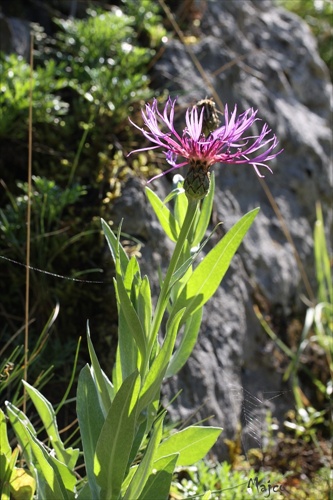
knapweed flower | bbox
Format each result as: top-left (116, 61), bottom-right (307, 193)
top-left (129, 97), bottom-right (282, 199)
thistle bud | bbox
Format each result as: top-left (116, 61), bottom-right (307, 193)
top-left (184, 160), bottom-right (211, 200)
top-left (194, 98), bottom-right (221, 137)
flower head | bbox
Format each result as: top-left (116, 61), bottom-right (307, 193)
top-left (129, 97), bottom-right (282, 198)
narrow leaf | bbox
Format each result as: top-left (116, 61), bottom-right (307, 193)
top-left (171, 208), bottom-right (259, 323)
top-left (6, 403), bottom-right (71, 499)
top-left (123, 413), bottom-right (165, 500)
top-left (101, 218), bottom-right (129, 275)
top-left (2, 446), bottom-right (19, 486)
top-left (137, 276), bottom-right (152, 340)
top-left (145, 187), bottom-right (180, 242)
top-left (127, 418), bottom-right (147, 467)
top-left (94, 371), bottom-right (140, 499)
top-left (5, 402), bottom-right (35, 466)
top-left (76, 482), bottom-right (92, 500)
top-left (115, 277), bottom-right (147, 360)
top-left (116, 307), bottom-right (140, 385)
top-left (124, 256), bottom-right (141, 293)
top-left (76, 365), bottom-right (105, 499)
top-left (139, 453), bottom-right (179, 500)
top-left (87, 325), bottom-right (114, 411)
top-left (0, 408), bottom-right (11, 460)
top-left (138, 309), bottom-right (184, 413)
top-left (166, 307), bottom-right (203, 377)
top-left (22, 381), bottom-right (79, 469)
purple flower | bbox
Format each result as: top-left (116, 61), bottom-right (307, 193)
top-left (129, 97), bottom-right (282, 183)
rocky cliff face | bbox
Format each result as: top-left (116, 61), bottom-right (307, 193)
top-left (111, 0), bottom-right (332, 459)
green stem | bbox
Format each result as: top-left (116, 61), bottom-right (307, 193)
top-left (67, 115), bottom-right (94, 187)
top-left (148, 198), bottom-right (199, 355)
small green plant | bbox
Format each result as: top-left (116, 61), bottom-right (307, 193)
top-left (254, 202), bottom-right (332, 494)
top-left (284, 406), bottom-right (326, 443)
top-left (290, 204), bottom-right (331, 426)
top-left (256, 203), bottom-right (332, 438)
top-left (53, 8), bottom-right (153, 123)
top-left (0, 54), bottom-right (69, 141)
top-left (171, 459), bottom-right (286, 499)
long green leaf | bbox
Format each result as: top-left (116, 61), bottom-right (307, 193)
top-left (166, 307), bottom-right (203, 378)
top-left (116, 307), bottom-right (140, 386)
top-left (94, 371), bottom-right (140, 500)
top-left (87, 325), bottom-right (114, 411)
top-left (5, 402), bottom-right (35, 466)
top-left (137, 276), bottom-right (152, 341)
top-left (123, 413), bottom-right (165, 500)
top-left (171, 208), bottom-right (259, 323)
top-left (139, 453), bottom-right (179, 500)
top-left (138, 309), bottom-right (184, 413)
top-left (145, 187), bottom-right (180, 242)
top-left (168, 254), bottom-right (194, 292)
top-left (169, 218), bottom-right (225, 295)
top-left (124, 255), bottom-right (141, 293)
top-left (6, 403), bottom-right (72, 500)
top-left (76, 482), bottom-right (92, 500)
top-left (0, 409), bottom-right (18, 487)
top-left (22, 381), bottom-right (79, 470)
top-left (314, 203), bottom-right (333, 304)
top-left (5, 447), bottom-right (19, 491)
top-left (76, 365), bottom-right (105, 499)
top-left (0, 408), bottom-right (11, 462)
top-left (101, 218), bottom-right (129, 276)
top-left (154, 426), bottom-right (222, 466)
top-left (115, 277), bottom-right (147, 361)
top-left (127, 418), bottom-right (147, 468)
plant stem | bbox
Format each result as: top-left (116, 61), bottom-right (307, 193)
top-left (148, 198), bottom-right (199, 356)
top-left (67, 115), bottom-right (94, 187)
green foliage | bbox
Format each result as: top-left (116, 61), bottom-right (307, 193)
top-left (0, 3), bottom-right (166, 403)
top-left (52, 8), bottom-right (153, 126)
top-left (284, 406), bottom-right (326, 442)
top-left (0, 177), bottom-right (90, 333)
top-left (0, 2), bottom-right (166, 191)
top-left (1, 177), bottom-right (85, 247)
top-left (0, 409), bottom-right (36, 499)
top-left (0, 307), bottom-right (57, 409)
top-left (0, 54), bottom-right (69, 140)
top-left (121, 0), bottom-right (168, 48)
top-left (6, 400), bottom-right (77, 499)
top-left (3, 176), bottom-right (258, 498)
top-left (171, 460), bottom-right (285, 499)
top-left (277, 0), bottom-right (333, 78)
top-left (290, 205), bottom-right (331, 422)
top-left (256, 203), bottom-right (332, 485)
top-left (172, 458), bottom-right (330, 499)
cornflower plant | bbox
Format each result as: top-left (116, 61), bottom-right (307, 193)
top-left (1, 97), bottom-right (281, 499)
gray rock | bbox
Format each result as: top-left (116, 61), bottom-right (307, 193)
top-left (0, 14), bottom-right (31, 59)
top-left (112, 0), bottom-right (332, 459)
